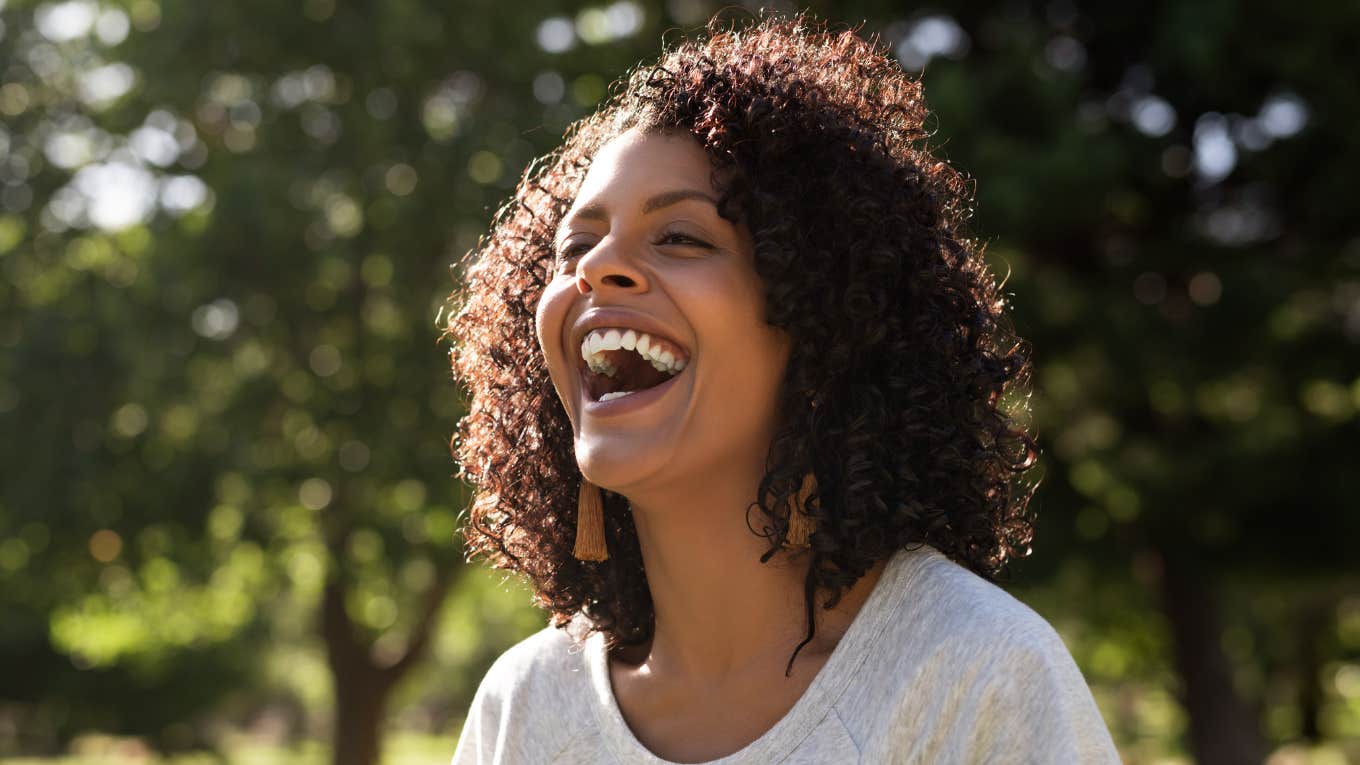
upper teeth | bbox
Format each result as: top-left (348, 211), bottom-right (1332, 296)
top-left (581, 327), bottom-right (688, 377)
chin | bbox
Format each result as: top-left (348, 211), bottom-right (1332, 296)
top-left (574, 435), bottom-right (675, 497)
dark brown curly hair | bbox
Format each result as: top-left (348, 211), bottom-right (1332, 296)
top-left (444, 12), bottom-right (1039, 675)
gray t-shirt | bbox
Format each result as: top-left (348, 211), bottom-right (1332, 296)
top-left (450, 543), bottom-right (1121, 764)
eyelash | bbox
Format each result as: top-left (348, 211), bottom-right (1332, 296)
top-left (556, 231), bottom-right (711, 264)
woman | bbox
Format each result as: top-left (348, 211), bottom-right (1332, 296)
top-left (446, 13), bottom-right (1120, 764)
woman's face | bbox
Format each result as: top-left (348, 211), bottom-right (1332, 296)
top-left (535, 128), bottom-right (791, 498)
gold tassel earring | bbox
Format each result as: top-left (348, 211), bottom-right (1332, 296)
top-left (786, 472), bottom-right (819, 549)
top-left (573, 479), bottom-right (608, 562)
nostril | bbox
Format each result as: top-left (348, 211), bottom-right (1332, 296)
top-left (602, 274), bottom-right (636, 288)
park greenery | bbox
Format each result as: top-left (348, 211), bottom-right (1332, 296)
top-left (0, 0), bottom-right (1356, 763)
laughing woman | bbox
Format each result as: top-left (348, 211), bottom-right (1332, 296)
top-left (445, 13), bottom-right (1120, 765)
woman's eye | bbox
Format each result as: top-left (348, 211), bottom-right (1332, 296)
top-left (556, 243), bottom-right (590, 264)
top-left (555, 232), bottom-right (711, 268)
top-left (657, 231), bottom-right (711, 248)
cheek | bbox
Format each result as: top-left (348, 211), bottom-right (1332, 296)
top-left (535, 279), bottom-right (571, 358)
top-left (694, 272), bottom-right (789, 382)
top-left (733, 277), bottom-right (791, 386)
top-left (751, 324), bottom-right (793, 391)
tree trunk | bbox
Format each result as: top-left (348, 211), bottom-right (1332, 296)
top-left (322, 566), bottom-right (454, 765)
top-left (1297, 597), bottom-right (1331, 742)
top-left (1158, 551), bottom-right (1265, 765)
top-left (329, 651), bottom-right (390, 765)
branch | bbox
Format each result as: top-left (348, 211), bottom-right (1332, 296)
top-left (383, 566), bottom-right (457, 681)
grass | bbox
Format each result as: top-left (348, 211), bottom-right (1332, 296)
top-left (0, 732), bottom-right (458, 765)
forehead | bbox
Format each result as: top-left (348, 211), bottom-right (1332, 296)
top-left (572, 128), bottom-right (716, 205)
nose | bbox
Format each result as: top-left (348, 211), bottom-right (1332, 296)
top-left (574, 237), bottom-right (647, 295)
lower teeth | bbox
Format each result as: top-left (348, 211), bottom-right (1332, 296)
top-left (598, 390), bottom-right (637, 402)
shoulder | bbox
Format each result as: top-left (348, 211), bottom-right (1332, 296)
top-left (452, 622), bottom-right (594, 764)
top-left (895, 551), bottom-right (1102, 704)
top-left (835, 549), bottom-right (1120, 762)
top-left (836, 546), bottom-right (1077, 711)
top-left (472, 621), bottom-right (589, 711)
top-left (894, 548), bottom-right (1072, 660)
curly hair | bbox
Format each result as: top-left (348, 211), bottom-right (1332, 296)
top-left (444, 12), bottom-right (1039, 674)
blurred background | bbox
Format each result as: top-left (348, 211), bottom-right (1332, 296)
top-left (0, 0), bottom-right (1356, 763)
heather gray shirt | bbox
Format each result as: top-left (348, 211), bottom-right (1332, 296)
top-left (450, 544), bottom-right (1121, 764)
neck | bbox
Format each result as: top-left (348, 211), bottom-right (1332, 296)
top-left (615, 457), bottom-right (882, 682)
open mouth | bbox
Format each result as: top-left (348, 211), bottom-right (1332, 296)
top-left (578, 327), bottom-right (690, 403)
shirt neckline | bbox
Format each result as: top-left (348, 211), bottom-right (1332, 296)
top-left (583, 543), bottom-right (940, 765)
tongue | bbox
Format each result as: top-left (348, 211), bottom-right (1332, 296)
top-left (600, 349), bottom-right (673, 395)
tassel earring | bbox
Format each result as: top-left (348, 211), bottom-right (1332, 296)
top-left (786, 472), bottom-right (819, 549)
top-left (573, 479), bottom-right (608, 562)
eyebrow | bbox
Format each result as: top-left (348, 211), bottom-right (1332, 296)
top-left (557, 189), bottom-right (719, 240)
